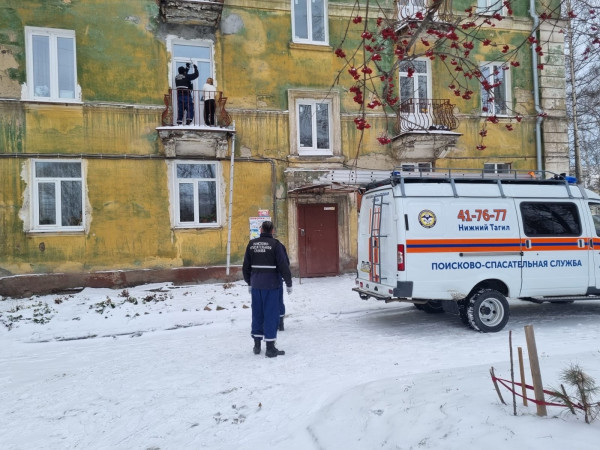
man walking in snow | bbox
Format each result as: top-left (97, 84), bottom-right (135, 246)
top-left (243, 221), bottom-right (292, 357)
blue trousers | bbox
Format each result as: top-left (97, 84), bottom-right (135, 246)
top-left (251, 288), bottom-right (280, 341)
top-left (278, 285), bottom-right (285, 318)
top-left (177, 92), bottom-right (194, 123)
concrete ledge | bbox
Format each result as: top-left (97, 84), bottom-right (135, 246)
top-left (0, 266), bottom-right (244, 298)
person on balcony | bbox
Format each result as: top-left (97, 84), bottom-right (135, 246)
top-left (202, 77), bottom-right (217, 126)
top-left (175, 63), bottom-right (199, 125)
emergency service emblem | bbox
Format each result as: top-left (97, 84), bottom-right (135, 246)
top-left (418, 210), bottom-right (437, 228)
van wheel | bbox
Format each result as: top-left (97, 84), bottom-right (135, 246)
top-left (458, 300), bottom-right (469, 325)
top-left (421, 300), bottom-right (445, 314)
top-left (467, 289), bottom-right (509, 333)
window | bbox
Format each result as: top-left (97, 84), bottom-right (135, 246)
top-left (480, 62), bottom-right (511, 116)
top-left (167, 38), bottom-right (215, 126)
top-left (399, 59), bottom-right (430, 106)
top-left (25, 27), bottom-right (79, 101)
top-left (292, 0), bottom-right (328, 45)
top-left (288, 89), bottom-right (340, 157)
top-left (477, 0), bottom-right (505, 15)
top-left (520, 202), bottom-right (581, 237)
top-left (401, 162), bottom-right (432, 172)
top-left (33, 160), bottom-right (84, 231)
top-left (173, 162), bottom-right (219, 227)
top-left (484, 163), bottom-right (511, 174)
top-left (297, 99), bottom-right (331, 155)
top-left (589, 203), bottom-right (600, 237)
top-left (398, 0), bottom-right (427, 19)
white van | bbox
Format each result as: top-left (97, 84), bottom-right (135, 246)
top-left (353, 169), bottom-right (600, 332)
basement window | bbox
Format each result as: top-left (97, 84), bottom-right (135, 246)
top-left (400, 162), bottom-right (432, 173)
top-left (484, 163), bottom-right (511, 174)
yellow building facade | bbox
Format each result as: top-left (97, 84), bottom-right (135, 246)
top-left (0, 0), bottom-right (569, 296)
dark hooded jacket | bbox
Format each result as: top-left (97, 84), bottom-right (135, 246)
top-left (242, 233), bottom-right (292, 290)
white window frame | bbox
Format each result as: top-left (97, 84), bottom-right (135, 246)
top-left (291, 0), bottom-right (329, 45)
top-left (165, 37), bottom-right (215, 126)
top-left (484, 162), bottom-right (511, 174)
top-left (32, 159), bottom-right (85, 232)
top-left (171, 161), bottom-right (221, 228)
top-left (480, 62), bottom-right (511, 116)
top-left (400, 162), bottom-right (433, 173)
top-left (166, 36), bottom-right (214, 90)
top-left (399, 58), bottom-right (432, 104)
top-left (296, 98), bottom-right (332, 156)
top-left (477, 0), bottom-right (506, 16)
top-left (24, 26), bottom-right (81, 102)
top-left (288, 89), bottom-right (341, 158)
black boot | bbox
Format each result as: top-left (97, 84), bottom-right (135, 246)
top-left (253, 338), bottom-right (261, 355)
top-left (278, 317), bottom-right (284, 331)
top-left (265, 341), bottom-right (285, 358)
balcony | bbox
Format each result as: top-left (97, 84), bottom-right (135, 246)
top-left (158, 88), bottom-right (232, 158)
top-left (161, 89), bottom-right (231, 128)
top-left (392, 98), bottom-right (461, 161)
top-left (159, 0), bottom-right (224, 27)
top-left (396, 98), bottom-right (458, 133)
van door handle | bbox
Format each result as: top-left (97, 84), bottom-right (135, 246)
top-left (577, 239), bottom-right (585, 248)
top-left (524, 239), bottom-right (532, 249)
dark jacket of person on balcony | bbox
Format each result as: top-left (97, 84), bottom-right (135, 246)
top-left (175, 63), bottom-right (199, 125)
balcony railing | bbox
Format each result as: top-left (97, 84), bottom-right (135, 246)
top-left (161, 89), bottom-right (232, 128)
top-left (396, 98), bottom-right (459, 134)
top-left (397, 0), bottom-right (454, 23)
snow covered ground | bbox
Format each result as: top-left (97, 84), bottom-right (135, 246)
top-left (1, 274), bottom-right (600, 449)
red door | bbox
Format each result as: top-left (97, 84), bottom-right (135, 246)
top-left (298, 203), bottom-right (339, 277)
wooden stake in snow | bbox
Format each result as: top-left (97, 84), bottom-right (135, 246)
top-left (490, 366), bottom-right (506, 405)
top-left (518, 346), bottom-right (528, 406)
top-left (509, 330), bottom-right (517, 415)
top-left (524, 325), bottom-right (547, 416)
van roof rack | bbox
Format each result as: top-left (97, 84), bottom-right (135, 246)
top-left (364, 168), bottom-right (578, 192)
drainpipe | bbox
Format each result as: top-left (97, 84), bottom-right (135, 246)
top-left (225, 123), bottom-right (236, 276)
top-left (530, 0), bottom-right (543, 172)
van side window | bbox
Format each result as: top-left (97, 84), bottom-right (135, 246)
top-left (520, 202), bottom-right (581, 236)
top-left (588, 203), bottom-right (600, 237)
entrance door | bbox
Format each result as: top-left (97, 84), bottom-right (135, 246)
top-left (298, 203), bottom-right (339, 277)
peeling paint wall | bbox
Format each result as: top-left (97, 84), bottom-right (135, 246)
top-left (0, 0), bottom-right (273, 281)
top-left (0, 0), bottom-right (570, 288)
